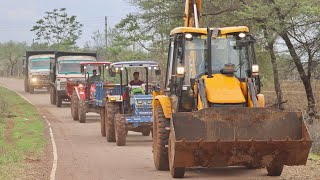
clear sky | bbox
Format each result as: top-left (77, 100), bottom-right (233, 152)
top-left (0, 0), bottom-right (135, 46)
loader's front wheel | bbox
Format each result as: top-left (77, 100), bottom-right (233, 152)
top-left (100, 107), bottom-right (106, 137)
top-left (267, 164), bottom-right (284, 176)
top-left (153, 106), bottom-right (170, 170)
top-left (114, 114), bottom-right (127, 146)
top-left (106, 103), bottom-right (119, 142)
top-left (78, 100), bottom-right (87, 123)
top-left (71, 91), bottom-right (79, 121)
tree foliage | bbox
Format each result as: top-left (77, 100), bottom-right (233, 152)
top-left (31, 8), bottom-right (83, 47)
top-left (0, 41), bottom-right (27, 77)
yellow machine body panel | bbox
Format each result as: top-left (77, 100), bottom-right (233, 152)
top-left (170, 26), bottom-right (249, 36)
top-left (203, 74), bottom-right (246, 104)
top-left (153, 95), bottom-right (172, 119)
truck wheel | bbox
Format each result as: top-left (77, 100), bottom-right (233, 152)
top-left (78, 100), bottom-right (87, 123)
top-left (30, 86), bottom-right (35, 94)
top-left (114, 114), bottom-right (127, 146)
top-left (100, 107), bottom-right (106, 137)
top-left (169, 133), bottom-right (185, 178)
top-left (106, 103), bottom-right (119, 142)
top-left (141, 127), bottom-right (151, 136)
top-left (56, 94), bottom-right (62, 107)
top-left (267, 164), bottom-right (284, 176)
top-left (50, 88), bottom-right (56, 105)
top-left (71, 91), bottom-right (79, 120)
top-left (153, 106), bottom-right (170, 170)
top-left (24, 79), bottom-right (29, 92)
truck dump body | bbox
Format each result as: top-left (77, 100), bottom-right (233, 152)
top-left (170, 107), bottom-right (312, 168)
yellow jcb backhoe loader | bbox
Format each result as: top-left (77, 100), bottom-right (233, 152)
top-left (152, 0), bottom-right (312, 178)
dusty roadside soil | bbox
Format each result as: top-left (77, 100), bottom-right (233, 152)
top-left (1, 77), bottom-right (319, 180)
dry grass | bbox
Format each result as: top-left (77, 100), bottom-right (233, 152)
top-left (0, 94), bottom-right (8, 116)
top-left (262, 80), bottom-right (320, 153)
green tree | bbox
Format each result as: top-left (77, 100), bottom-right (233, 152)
top-left (31, 8), bottom-right (83, 48)
top-left (0, 41), bottom-right (27, 76)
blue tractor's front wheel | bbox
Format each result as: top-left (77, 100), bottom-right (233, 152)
top-left (115, 114), bottom-right (127, 146)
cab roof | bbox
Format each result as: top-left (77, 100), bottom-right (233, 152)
top-left (80, 62), bottom-right (111, 66)
top-left (170, 26), bottom-right (249, 36)
top-left (111, 61), bottom-right (159, 68)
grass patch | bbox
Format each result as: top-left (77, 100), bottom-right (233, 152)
top-left (0, 87), bottom-right (46, 179)
top-left (308, 153), bottom-right (320, 161)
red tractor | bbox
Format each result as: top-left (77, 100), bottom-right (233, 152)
top-left (70, 62), bottom-right (111, 123)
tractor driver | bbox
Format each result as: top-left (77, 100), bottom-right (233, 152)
top-left (89, 69), bottom-right (100, 83)
top-left (129, 72), bottom-right (144, 86)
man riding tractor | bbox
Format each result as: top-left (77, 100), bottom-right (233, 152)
top-left (104, 61), bottom-right (161, 146)
top-left (70, 62), bottom-right (111, 123)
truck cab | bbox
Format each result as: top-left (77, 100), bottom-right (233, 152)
top-left (49, 51), bottom-right (97, 107)
top-left (24, 51), bottom-right (55, 94)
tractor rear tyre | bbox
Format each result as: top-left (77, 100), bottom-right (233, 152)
top-left (267, 164), bottom-right (284, 176)
top-left (153, 106), bottom-right (170, 170)
top-left (24, 79), bottom-right (29, 92)
top-left (71, 91), bottom-right (79, 120)
top-left (78, 100), bottom-right (87, 123)
top-left (105, 103), bottom-right (119, 142)
top-left (142, 127), bottom-right (151, 136)
top-left (56, 94), bottom-right (62, 107)
top-left (114, 114), bottom-right (127, 146)
top-left (100, 107), bottom-right (106, 136)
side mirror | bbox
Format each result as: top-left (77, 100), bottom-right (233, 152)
top-left (155, 69), bottom-right (161, 75)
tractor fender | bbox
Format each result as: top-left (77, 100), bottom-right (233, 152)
top-left (74, 87), bottom-right (86, 100)
top-left (154, 95), bottom-right (172, 119)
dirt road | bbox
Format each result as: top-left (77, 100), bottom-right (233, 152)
top-left (0, 78), bottom-right (290, 180)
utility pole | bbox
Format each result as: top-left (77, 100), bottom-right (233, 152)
top-left (105, 16), bottom-right (108, 49)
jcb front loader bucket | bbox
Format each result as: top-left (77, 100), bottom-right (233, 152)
top-left (169, 107), bottom-right (312, 177)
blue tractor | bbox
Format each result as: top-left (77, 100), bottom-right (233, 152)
top-left (103, 61), bottom-right (161, 146)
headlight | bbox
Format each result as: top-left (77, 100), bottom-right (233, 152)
top-left (239, 33), bottom-right (246, 38)
top-left (177, 66), bottom-right (185, 75)
top-left (147, 100), bottom-right (152, 104)
top-left (252, 64), bottom-right (259, 75)
top-left (78, 83), bottom-right (84, 91)
top-left (137, 100), bottom-right (143, 104)
top-left (32, 78), bottom-right (37, 82)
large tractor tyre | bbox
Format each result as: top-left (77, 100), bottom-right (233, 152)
top-left (29, 86), bottom-right (35, 94)
top-left (141, 127), bottom-right (151, 136)
top-left (24, 79), bottom-right (29, 92)
top-left (114, 114), bottom-right (127, 146)
top-left (78, 100), bottom-right (87, 123)
top-left (71, 91), bottom-right (79, 121)
top-left (153, 106), bottom-right (170, 170)
top-left (56, 94), bottom-right (62, 107)
top-left (267, 164), bottom-right (284, 176)
top-left (169, 133), bottom-right (185, 178)
top-left (100, 107), bottom-right (106, 137)
top-left (105, 103), bottom-right (119, 142)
